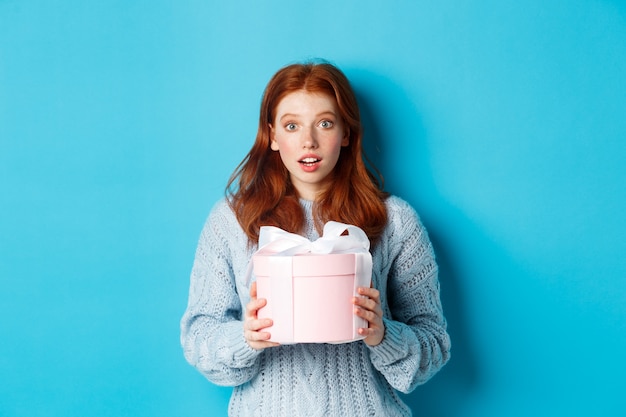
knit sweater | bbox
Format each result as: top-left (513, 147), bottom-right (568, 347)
top-left (180, 196), bottom-right (450, 416)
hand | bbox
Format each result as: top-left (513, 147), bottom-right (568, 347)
top-left (244, 281), bottom-right (280, 350)
top-left (353, 286), bottom-right (385, 346)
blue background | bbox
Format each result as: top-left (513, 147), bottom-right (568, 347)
top-left (1, 1), bottom-right (625, 416)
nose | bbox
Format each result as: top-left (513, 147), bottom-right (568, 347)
top-left (302, 126), bottom-right (318, 149)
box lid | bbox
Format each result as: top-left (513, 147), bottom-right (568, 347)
top-left (253, 252), bottom-right (357, 277)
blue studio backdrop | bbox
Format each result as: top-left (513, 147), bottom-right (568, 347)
top-left (1, 1), bottom-right (625, 416)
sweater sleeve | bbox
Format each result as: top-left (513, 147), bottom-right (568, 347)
top-left (180, 202), bottom-right (262, 387)
top-left (367, 198), bottom-right (451, 393)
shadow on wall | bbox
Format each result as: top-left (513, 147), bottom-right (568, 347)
top-left (350, 69), bottom-right (480, 416)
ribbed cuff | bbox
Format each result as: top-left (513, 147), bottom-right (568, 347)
top-left (367, 319), bottom-right (410, 366)
top-left (223, 321), bottom-right (262, 367)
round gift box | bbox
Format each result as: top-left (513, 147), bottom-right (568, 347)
top-left (253, 252), bottom-right (370, 344)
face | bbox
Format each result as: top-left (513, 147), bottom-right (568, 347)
top-left (270, 90), bottom-right (349, 201)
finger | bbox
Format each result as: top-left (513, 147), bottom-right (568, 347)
top-left (353, 296), bottom-right (382, 317)
top-left (357, 286), bottom-right (380, 300)
top-left (248, 339), bottom-right (281, 350)
top-left (246, 317), bottom-right (273, 332)
top-left (246, 327), bottom-right (272, 341)
top-left (245, 331), bottom-right (274, 349)
top-left (354, 306), bottom-right (382, 325)
top-left (358, 327), bottom-right (380, 337)
top-left (245, 297), bottom-right (267, 319)
top-left (244, 324), bottom-right (281, 350)
top-left (250, 281), bottom-right (257, 298)
top-left (358, 321), bottom-right (385, 347)
top-left (249, 297), bottom-right (267, 311)
top-left (353, 295), bottom-right (376, 310)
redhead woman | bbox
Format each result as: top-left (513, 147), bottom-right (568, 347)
top-left (180, 61), bottom-right (450, 416)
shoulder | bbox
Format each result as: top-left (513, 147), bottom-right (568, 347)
top-left (380, 195), bottom-right (432, 249)
top-left (194, 198), bottom-right (253, 269)
top-left (200, 198), bottom-right (248, 246)
top-left (384, 195), bottom-right (421, 231)
top-left (207, 197), bottom-right (237, 225)
top-left (384, 195), bottom-right (414, 214)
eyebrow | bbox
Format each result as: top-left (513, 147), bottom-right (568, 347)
top-left (279, 111), bottom-right (337, 122)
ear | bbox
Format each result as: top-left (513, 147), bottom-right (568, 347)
top-left (341, 129), bottom-right (350, 147)
top-left (269, 123), bottom-right (279, 151)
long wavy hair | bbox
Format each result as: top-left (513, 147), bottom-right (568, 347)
top-left (227, 61), bottom-right (388, 244)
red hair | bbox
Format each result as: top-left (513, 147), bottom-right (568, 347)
top-left (227, 61), bottom-right (388, 244)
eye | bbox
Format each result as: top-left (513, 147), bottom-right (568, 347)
top-left (319, 120), bottom-right (334, 128)
top-left (285, 123), bottom-right (297, 131)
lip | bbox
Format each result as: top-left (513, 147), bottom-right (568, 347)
top-left (298, 153), bottom-right (322, 172)
top-left (298, 153), bottom-right (322, 163)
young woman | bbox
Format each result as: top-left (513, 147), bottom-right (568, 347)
top-left (180, 61), bottom-right (450, 416)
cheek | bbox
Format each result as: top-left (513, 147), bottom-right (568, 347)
top-left (332, 135), bottom-right (348, 153)
top-left (272, 138), bottom-right (294, 161)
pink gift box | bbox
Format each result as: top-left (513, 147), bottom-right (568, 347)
top-left (251, 222), bottom-right (373, 344)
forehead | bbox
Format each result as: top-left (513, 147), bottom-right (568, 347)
top-left (274, 90), bottom-right (339, 117)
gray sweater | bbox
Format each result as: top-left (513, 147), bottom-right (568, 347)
top-left (180, 196), bottom-right (450, 416)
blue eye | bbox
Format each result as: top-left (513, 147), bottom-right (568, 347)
top-left (320, 120), bottom-right (333, 128)
top-left (285, 123), bottom-right (297, 131)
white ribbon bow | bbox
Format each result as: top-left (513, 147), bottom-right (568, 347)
top-left (258, 221), bottom-right (370, 256)
top-left (246, 221), bottom-right (371, 285)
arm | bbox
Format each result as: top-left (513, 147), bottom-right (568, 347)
top-left (180, 206), bottom-right (262, 387)
top-left (367, 200), bottom-right (451, 393)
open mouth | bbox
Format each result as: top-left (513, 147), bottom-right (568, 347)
top-left (299, 157), bottom-right (320, 166)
